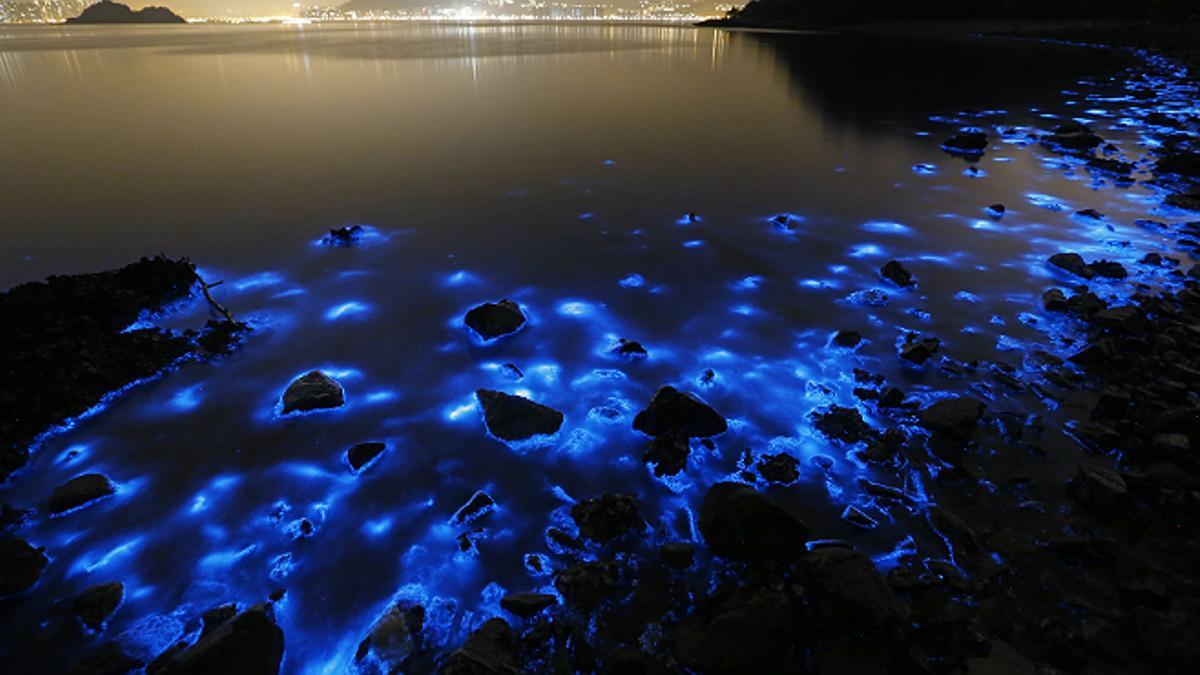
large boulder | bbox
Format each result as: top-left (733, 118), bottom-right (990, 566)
top-left (570, 493), bottom-right (642, 542)
top-left (0, 537), bottom-right (47, 596)
top-left (281, 370), bottom-right (345, 414)
top-left (475, 390), bottom-right (563, 441)
top-left (464, 300), bottom-right (526, 341)
top-left (354, 601), bottom-right (425, 673)
top-left (154, 603), bottom-right (284, 674)
top-left (698, 483), bottom-right (808, 563)
top-left (439, 618), bottom-right (520, 674)
top-left (632, 386), bottom-right (726, 438)
top-left (48, 473), bottom-right (116, 514)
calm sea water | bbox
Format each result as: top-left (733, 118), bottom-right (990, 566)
top-left (0, 22), bottom-right (1172, 673)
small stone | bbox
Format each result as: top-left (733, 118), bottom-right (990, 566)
top-left (499, 592), bottom-right (557, 618)
top-left (48, 473), bottom-right (116, 514)
top-left (632, 386), bottom-right (726, 438)
top-left (1075, 208), bottom-right (1105, 220)
top-left (880, 260), bottom-right (915, 288)
top-left (345, 442), bottom-right (386, 473)
top-left (281, 370), bottom-right (345, 414)
top-left (986, 204), bottom-right (1006, 218)
top-left (831, 330), bottom-right (862, 348)
top-left (571, 493), bottom-right (642, 542)
top-left (450, 491), bottom-right (496, 527)
top-left (943, 130), bottom-right (988, 155)
top-left (613, 338), bottom-right (648, 360)
top-left (0, 537), bottom-right (48, 596)
top-left (75, 582), bottom-right (124, 631)
top-left (464, 300), bottom-right (526, 340)
top-left (1049, 253), bottom-right (1095, 279)
top-left (1069, 462), bottom-right (1130, 517)
top-left (877, 387), bottom-right (906, 408)
top-left (476, 389), bottom-right (564, 441)
top-left (756, 452), bottom-right (799, 485)
top-left (323, 224), bottom-right (364, 246)
top-left (440, 618), bottom-right (520, 674)
top-left (1088, 260), bottom-right (1127, 279)
top-left (899, 333), bottom-right (941, 364)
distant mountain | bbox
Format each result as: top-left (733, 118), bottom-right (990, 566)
top-left (65, 0), bottom-right (186, 23)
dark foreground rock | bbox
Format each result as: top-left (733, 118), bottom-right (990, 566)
top-left (475, 389), bottom-right (564, 441)
top-left (280, 370), bottom-right (346, 414)
top-left (464, 300), bottom-right (526, 340)
top-left (154, 603), bottom-right (284, 674)
top-left (354, 601), bottom-right (425, 673)
top-left (48, 473), bottom-right (116, 514)
top-left (0, 537), bottom-right (47, 596)
top-left (698, 482), bottom-right (808, 562)
top-left (75, 581), bottom-right (124, 631)
top-left (439, 618), bottom-right (520, 674)
top-left (632, 386), bottom-right (727, 438)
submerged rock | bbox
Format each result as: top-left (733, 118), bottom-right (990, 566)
top-left (0, 537), bottom-right (47, 596)
top-left (632, 386), bottom-right (726, 438)
top-left (464, 300), bottom-right (526, 340)
top-left (354, 601), bottom-right (424, 673)
top-left (499, 592), bottom-right (556, 619)
top-left (880, 260), bottom-right (915, 288)
top-left (281, 371), bottom-right (345, 414)
top-left (571, 493), bottom-right (642, 542)
top-left (1167, 188), bottom-right (1200, 211)
top-left (439, 618), bottom-right (520, 675)
top-left (475, 389), bottom-right (564, 441)
top-left (698, 482), bottom-right (808, 563)
top-left (919, 397), bottom-right (985, 442)
top-left (345, 442), bottom-right (386, 473)
top-left (154, 603), bottom-right (283, 675)
top-left (75, 581), bottom-right (124, 631)
top-left (48, 473), bottom-right (116, 514)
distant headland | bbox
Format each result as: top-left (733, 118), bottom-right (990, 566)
top-left (65, 0), bottom-right (186, 24)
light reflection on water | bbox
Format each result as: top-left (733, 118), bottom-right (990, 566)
top-left (0, 22), bottom-right (1185, 673)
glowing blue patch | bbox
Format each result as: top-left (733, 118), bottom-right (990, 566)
top-left (849, 243), bottom-right (885, 258)
top-left (732, 275), bottom-right (764, 292)
top-left (1026, 192), bottom-right (1069, 211)
top-left (682, 240), bottom-right (705, 249)
top-left (618, 274), bottom-right (645, 288)
top-left (233, 271), bottom-right (284, 292)
top-left (444, 270), bottom-right (480, 287)
top-left (912, 163), bottom-right (938, 175)
top-left (557, 301), bottom-right (596, 318)
top-left (861, 221), bottom-right (911, 235)
top-left (729, 304), bottom-right (757, 316)
top-left (365, 390), bottom-right (399, 404)
top-left (168, 384), bottom-right (204, 413)
top-left (363, 517), bottom-right (394, 537)
top-left (325, 301), bottom-right (372, 322)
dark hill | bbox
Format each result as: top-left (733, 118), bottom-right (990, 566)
top-left (65, 0), bottom-right (186, 23)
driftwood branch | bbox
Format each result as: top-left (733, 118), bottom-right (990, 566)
top-left (194, 271), bottom-right (248, 329)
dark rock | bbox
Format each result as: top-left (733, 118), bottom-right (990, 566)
top-left (831, 330), bottom-right (862, 348)
top-left (660, 542), bottom-right (695, 569)
top-left (154, 603), bottom-right (283, 675)
top-left (811, 405), bottom-right (871, 444)
top-left (345, 441), bottom-right (386, 473)
top-left (68, 641), bottom-right (144, 675)
top-left (1049, 252), bottom-right (1095, 279)
top-left (899, 333), bottom-right (941, 364)
top-left (1156, 151), bottom-right (1200, 180)
top-left (439, 618), bottom-right (519, 675)
top-left (986, 203), bottom-right (1006, 218)
top-left (880, 260), bottom-right (915, 288)
top-left (841, 505), bottom-right (878, 529)
top-left (700, 589), bottom-right (794, 673)
top-left (1088, 260), bottom-right (1127, 279)
top-left (571, 493), bottom-right (642, 542)
top-left (0, 537), bottom-right (47, 596)
top-left (877, 387), bottom-right (906, 408)
top-left (281, 371), bottom-right (345, 414)
top-left (756, 452), bottom-right (799, 485)
top-left (555, 560), bottom-right (622, 611)
top-left (75, 582), bottom-right (124, 631)
top-left (1091, 305), bottom-right (1146, 332)
top-left (49, 473), bottom-right (116, 514)
top-left (1075, 208), bottom-right (1105, 220)
top-left (354, 601), bottom-right (424, 672)
top-left (475, 389), bottom-right (563, 441)
top-left (66, 1), bottom-right (186, 24)
top-left (464, 300), bottom-right (526, 340)
top-left (795, 546), bottom-right (908, 642)
top-left (499, 593), bottom-right (556, 619)
top-left (613, 339), bottom-right (647, 360)
top-left (642, 431), bottom-right (690, 476)
top-left (450, 491), bottom-right (496, 527)
top-left (1043, 122), bottom-right (1103, 153)
top-left (1069, 462), bottom-right (1131, 517)
top-left (698, 482), bottom-right (808, 562)
top-left (1087, 156), bottom-right (1135, 177)
top-left (1167, 188), bottom-right (1200, 211)
top-left (943, 130), bottom-right (988, 155)
top-left (919, 397), bottom-right (985, 442)
top-left (1042, 288), bottom-right (1068, 311)
top-left (323, 224), bottom-right (364, 246)
top-left (632, 386), bottom-right (726, 438)
top-left (202, 604), bottom-right (238, 636)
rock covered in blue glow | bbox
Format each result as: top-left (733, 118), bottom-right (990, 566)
top-left (698, 482), bottom-right (808, 562)
top-left (570, 493), bottom-right (642, 542)
top-left (48, 473), bottom-right (115, 514)
top-left (464, 299), bottom-right (526, 340)
top-left (475, 389), bottom-right (563, 441)
top-left (153, 603), bottom-right (283, 675)
top-left (450, 490), bottom-right (496, 527)
top-left (632, 386), bottom-right (726, 438)
top-left (281, 370), bottom-right (345, 414)
top-left (0, 537), bottom-right (47, 596)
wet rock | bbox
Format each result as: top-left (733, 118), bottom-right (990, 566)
top-left (919, 397), bottom-right (985, 442)
top-left (464, 300), bottom-right (526, 340)
top-left (877, 386), bottom-right (906, 408)
top-left (439, 618), bottom-right (519, 675)
top-left (795, 546), bottom-right (908, 642)
top-left (499, 593), bottom-right (556, 619)
top-left (1091, 305), bottom-right (1146, 332)
top-left (499, 363), bottom-right (523, 380)
top-left (1156, 150), bottom-right (1200, 180)
top-left (545, 527), bottom-right (584, 555)
top-left (698, 482), bottom-right (808, 563)
top-left (68, 641), bottom-right (144, 675)
top-left (660, 542), bottom-right (695, 569)
top-left (345, 442), bottom-right (386, 473)
top-left (75, 581), bottom-right (124, 631)
top-left (48, 473), bottom-right (116, 514)
top-left (841, 505), bottom-right (878, 529)
top-left (899, 332), bottom-right (941, 364)
top-left (281, 370), bottom-right (345, 414)
top-left (1088, 260), bottom-right (1127, 279)
top-left (450, 491), bottom-right (496, 527)
top-left (613, 338), bottom-right (647, 360)
top-left (756, 452), bottom-right (799, 485)
top-left (632, 386), bottom-right (726, 438)
top-left (642, 431), bottom-right (690, 476)
top-left (1049, 252), bottom-right (1095, 279)
top-left (880, 260), bottom-right (915, 288)
top-left (1042, 288), bottom-right (1068, 311)
top-left (1043, 122), bottom-right (1103, 153)
top-left (986, 203), bottom-right (1006, 218)
top-left (201, 603), bottom-right (238, 636)
top-left (831, 330), bottom-right (862, 348)
top-left (0, 504), bottom-right (33, 531)
top-left (475, 389), bottom-right (564, 441)
top-left (811, 405), bottom-right (871, 444)
top-left (571, 493), bottom-right (642, 542)
top-left (323, 225), bottom-right (364, 246)
top-left (1167, 188), bottom-right (1200, 211)
top-left (1075, 208), bottom-right (1105, 220)
top-left (943, 129), bottom-right (988, 155)
top-left (927, 506), bottom-right (1000, 577)
top-left (0, 537), bottom-right (47, 596)
top-left (555, 560), bottom-right (622, 611)
top-left (1069, 462), bottom-right (1131, 517)
top-left (1087, 156), bottom-right (1135, 178)
top-left (154, 603), bottom-right (283, 675)
top-left (354, 601), bottom-right (424, 673)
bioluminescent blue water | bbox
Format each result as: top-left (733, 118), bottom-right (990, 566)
top-left (1, 21), bottom-right (1195, 673)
